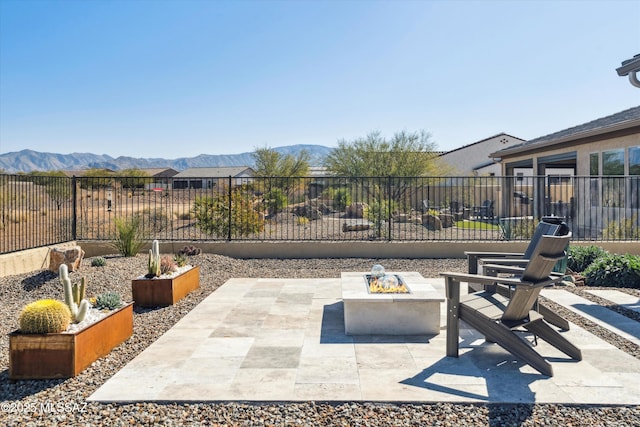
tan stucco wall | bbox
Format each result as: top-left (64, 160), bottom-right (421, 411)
top-left (2, 240), bottom-right (639, 278)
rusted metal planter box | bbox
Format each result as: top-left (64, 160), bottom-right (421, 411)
top-left (131, 266), bottom-right (199, 307)
top-left (9, 302), bottom-right (133, 380)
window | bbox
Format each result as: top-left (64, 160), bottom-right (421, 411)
top-left (631, 147), bottom-right (640, 209)
top-left (603, 149), bottom-right (625, 208)
top-left (630, 146), bottom-right (640, 175)
top-left (603, 149), bottom-right (624, 175)
top-left (589, 153), bottom-right (599, 207)
top-left (589, 153), bottom-right (599, 175)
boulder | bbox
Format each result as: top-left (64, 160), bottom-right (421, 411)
top-left (49, 245), bottom-right (85, 273)
top-left (346, 202), bottom-right (368, 219)
top-left (342, 222), bottom-right (370, 232)
top-left (438, 213), bottom-right (454, 228)
top-left (422, 214), bottom-right (442, 231)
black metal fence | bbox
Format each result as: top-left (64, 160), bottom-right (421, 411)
top-left (1, 173), bottom-right (639, 254)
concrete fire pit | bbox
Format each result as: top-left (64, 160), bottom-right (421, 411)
top-left (341, 271), bottom-right (444, 335)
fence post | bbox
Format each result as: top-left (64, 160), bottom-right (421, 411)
top-left (227, 175), bottom-right (232, 241)
top-left (387, 176), bottom-right (392, 241)
top-left (72, 175), bottom-right (77, 240)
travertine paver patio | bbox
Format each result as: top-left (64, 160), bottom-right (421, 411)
top-left (89, 277), bottom-right (640, 404)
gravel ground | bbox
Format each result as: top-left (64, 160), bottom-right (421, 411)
top-left (1, 254), bottom-right (639, 426)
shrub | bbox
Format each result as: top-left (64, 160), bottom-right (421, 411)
top-left (567, 245), bottom-right (608, 273)
top-left (296, 216), bottom-right (310, 226)
top-left (91, 257), bottom-right (107, 267)
top-left (111, 216), bottom-right (146, 257)
top-left (583, 253), bottom-right (640, 288)
top-left (193, 188), bottom-right (264, 238)
top-left (331, 188), bottom-right (352, 212)
top-left (602, 214), bottom-right (640, 240)
top-left (264, 188), bottom-right (288, 215)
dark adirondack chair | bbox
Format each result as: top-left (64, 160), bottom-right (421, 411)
top-left (440, 233), bottom-right (581, 377)
top-left (465, 219), bottom-right (570, 330)
top-left (473, 200), bottom-right (494, 219)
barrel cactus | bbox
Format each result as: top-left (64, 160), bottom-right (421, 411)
top-left (19, 299), bottom-right (72, 334)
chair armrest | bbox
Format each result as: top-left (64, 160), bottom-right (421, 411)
top-left (482, 263), bottom-right (525, 275)
top-left (480, 258), bottom-right (529, 268)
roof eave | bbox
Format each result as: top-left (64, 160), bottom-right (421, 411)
top-left (489, 117), bottom-right (640, 158)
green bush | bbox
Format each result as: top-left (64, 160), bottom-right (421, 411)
top-left (192, 187), bottom-right (264, 238)
top-left (264, 188), bottom-right (288, 214)
top-left (567, 245), bottom-right (608, 273)
top-left (583, 253), bottom-right (640, 288)
top-left (332, 188), bottom-right (352, 212)
top-left (111, 216), bottom-right (146, 257)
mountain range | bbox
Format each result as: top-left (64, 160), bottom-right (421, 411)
top-left (0, 145), bottom-right (333, 173)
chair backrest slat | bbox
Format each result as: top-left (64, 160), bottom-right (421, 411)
top-left (523, 222), bottom-right (560, 259)
top-left (502, 233), bottom-right (571, 322)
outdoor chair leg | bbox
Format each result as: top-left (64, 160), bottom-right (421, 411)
top-left (445, 276), bottom-right (461, 358)
top-left (460, 305), bottom-right (554, 377)
top-left (525, 317), bottom-right (582, 361)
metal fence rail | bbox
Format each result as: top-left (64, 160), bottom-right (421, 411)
top-left (1, 173), bottom-right (638, 254)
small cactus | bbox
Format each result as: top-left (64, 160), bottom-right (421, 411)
top-left (94, 292), bottom-right (121, 311)
top-left (59, 264), bottom-right (90, 323)
top-left (19, 299), bottom-right (72, 334)
top-left (160, 255), bottom-right (178, 275)
top-left (174, 252), bottom-right (188, 267)
top-left (178, 245), bottom-right (201, 256)
top-left (91, 257), bottom-right (107, 267)
top-left (147, 239), bottom-right (161, 278)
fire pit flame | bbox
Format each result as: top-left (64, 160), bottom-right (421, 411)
top-left (366, 274), bottom-right (410, 294)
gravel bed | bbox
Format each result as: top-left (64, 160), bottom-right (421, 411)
top-left (1, 254), bottom-right (639, 426)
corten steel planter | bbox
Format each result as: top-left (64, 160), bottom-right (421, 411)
top-left (9, 302), bottom-right (133, 380)
top-left (131, 265), bottom-right (199, 307)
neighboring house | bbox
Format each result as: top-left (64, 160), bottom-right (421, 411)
top-left (172, 167), bottom-right (255, 189)
top-left (439, 133), bottom-right (526, 176)
top-left (490, 105), bottom-right (640, 237)
top-left (138, 168), bottom-right (179, 190)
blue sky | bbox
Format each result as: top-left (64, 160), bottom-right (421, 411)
top-left (1, 0), bottom-right (639, 159)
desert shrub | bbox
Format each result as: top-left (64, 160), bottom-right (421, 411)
top-left (264, 188), bottom-right (288, 214)
top-left (296, 216), bottom-right (310, 226)
top-left (567, 245), bottom-right (608, 273)
top-left (367, 198), bottom-right (396, 238)
top-left (329, 187), bottom-right (352, 212)
top-left (111, 216), bottom-right (146, 257)
top-left (583, 253), bottom-right (640, 288)
top-left (193, 187), bottom-right (264, 238)
top-left (602, 214), bottom-right (640, 239)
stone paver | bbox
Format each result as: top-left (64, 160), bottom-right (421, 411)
top-left (89, 278), bottom-right (640, 404)
top-left (586, 289), bottom-right (640, 314)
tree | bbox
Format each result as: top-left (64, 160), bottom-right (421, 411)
top-left (252, 147), bottom-right (311, 177)
top-left (252, 146), bottom-right (311, 202)
top-left (324, 130), bottom-right (449, 215)
top-left (324, 130), bottom-right (443, 177)
top-left (116, 169), bottom-right (150, 196)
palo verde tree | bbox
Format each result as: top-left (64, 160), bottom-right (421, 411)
top-left (29, 170), bottom-right (72, 210)
top-left (252, 146), bottom-right (311, 214)
top-left (324, 130), bottom-right (447, 200)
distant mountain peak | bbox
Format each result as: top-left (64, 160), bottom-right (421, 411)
top-left (0, 145), bottom-right (333, 173)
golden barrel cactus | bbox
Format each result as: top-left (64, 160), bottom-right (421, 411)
top-left (19, 299), bottom-right (72, 334)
